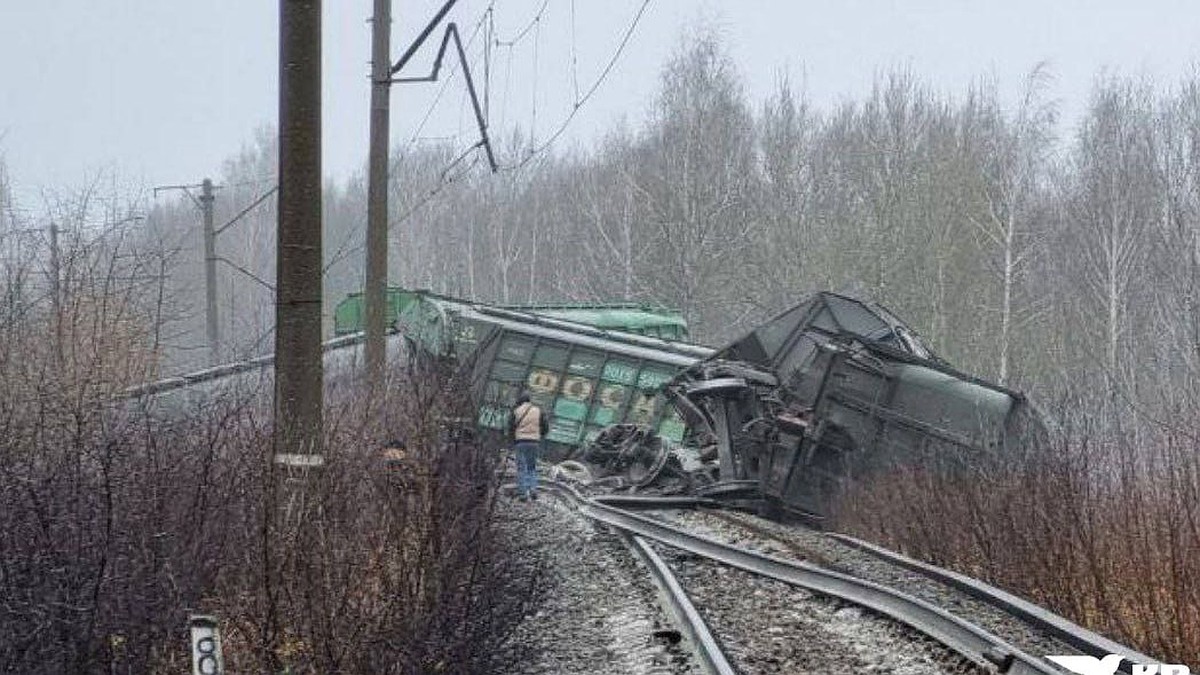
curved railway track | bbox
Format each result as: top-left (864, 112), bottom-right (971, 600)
top-left (625, 535), bottom-right (737, 675)
top-left (639, 537), bottom-right (985, 674)
top-left (677, 507), bottom-right (1156, 675)
top-left (822, 531), bottom-right (1156, 669)
top-left (543, 481), bottom-right (1151, 675)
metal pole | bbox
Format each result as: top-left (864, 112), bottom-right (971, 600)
top-left (48, 221), bottom-right (60, 319)
top-left (275, 0), bottom-right (323, 459)
top-left (200, 178), bottom-right (219, 364)
top-left (364, 0), bottom-right (392, 395)
top-left (49, 221), bottom-right (61, 364)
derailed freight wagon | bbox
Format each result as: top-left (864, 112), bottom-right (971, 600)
top-left (394, 289), bottom-right (1043, 520)
top-left (393, 291), bottom-right (711, 460)
top-left (668, 292), bottom-right (1045, 520)
top-left (335, 286), bottom-right (689, 340)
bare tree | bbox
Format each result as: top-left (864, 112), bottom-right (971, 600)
top-left (1061, 78), bottom-right (1161, 388)
top-left (628, 30), bottom-right (758, 341)
top-left (965, 66), bottom-right (1057, 384)
top-left (749, 74), bottom-right (820, 315)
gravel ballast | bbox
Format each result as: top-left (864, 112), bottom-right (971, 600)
top-left (495, 493), bottom-right (701, 675)
top-left (655, 543), bottom-right (985, 674)
top-left (658, 508), bottom-right (1082, 664)
top-left (494, 488), bottom-right (1005, 674)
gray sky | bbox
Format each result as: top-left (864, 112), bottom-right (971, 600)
top-left (2, 0), bottom-right (1198, 205)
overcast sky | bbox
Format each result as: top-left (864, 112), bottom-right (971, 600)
top-left (2, 0), bottom-right (1198, 205)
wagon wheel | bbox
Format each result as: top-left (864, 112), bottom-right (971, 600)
top-left (623, 430), bottom-right (670, 487)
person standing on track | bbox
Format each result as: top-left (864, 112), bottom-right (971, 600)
top-left (510, 391), bottom-right (549, 501)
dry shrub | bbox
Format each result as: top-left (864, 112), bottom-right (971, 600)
top-left (0, 199), bottom-right (537, 673)
top-left (0, 385), bottom-right (266, 673)
top-left (0, 356), bottom-right (537, 674)
top-left (235, 360), bottom-right (536, 675)
top-left (837, 409), bottom-right (1200, 664)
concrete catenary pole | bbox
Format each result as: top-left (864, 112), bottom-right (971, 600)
top-left (364, 0), bottom-right (392, 396)
top-left (275, 0), bottom-right (323, 459)
top-left (48, 221), bottom-right (62, 364)
top-left (48, 221), bottom-right (60, 320)
top-left (200, 178), bottom-right (218, 364)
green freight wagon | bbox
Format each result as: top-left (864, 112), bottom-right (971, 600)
top-left (503, 302), bottom-right (688, 340)
top-left (394, 290), bottom-right (713, 459)
top-left (334, 287), bottom-right (689, 340)
top-left (333, 288), bottom-right (418, 336)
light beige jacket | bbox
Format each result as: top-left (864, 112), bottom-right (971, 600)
top-left (512, 402), bottom-right (543, 441)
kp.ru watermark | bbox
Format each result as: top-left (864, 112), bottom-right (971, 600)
top-left (1046, 654), bottom-right (1190, 675)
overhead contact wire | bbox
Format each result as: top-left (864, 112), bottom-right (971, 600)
top-left (503, 0), bottom-right (652, 172)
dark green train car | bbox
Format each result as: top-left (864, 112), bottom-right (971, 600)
top-left (395, 288), bottom-right (1043, 518)
top-left (334, 287), bottom-right (689, 341)
top-left (394, 291), bottom-right (712, 459)
top-left (671, 292), bottom-right (1044, 519)
top-left (332, 288), bottom-right (417, 336)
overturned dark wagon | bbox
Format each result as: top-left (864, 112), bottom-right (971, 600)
top-left (668, 292), bottom-right (1044, 519)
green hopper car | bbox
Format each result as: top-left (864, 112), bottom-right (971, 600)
top-left (393, 290), bottom-right (712, 459)
top-left (333, 288), bottom-right (418, 336)
top-left (334, 287), bottom-right (689, 340)
top-left (504, 302), bottom-right (688, 340)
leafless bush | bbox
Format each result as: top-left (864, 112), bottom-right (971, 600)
top-left (1, 360), bottom-right (538, 674)
top-left (837, 401), bottom-right (1200, 664)
top-left (0, 191), bottom-right (536, 673)
top-left (0, 384), bottom-right (264, 672)
top-left (0, 185), bottom-right (202, 672)
top-left (230, 359), bottom-right (535, 675)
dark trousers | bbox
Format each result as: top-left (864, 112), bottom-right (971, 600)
top-left (514, 440), bottom-right (540, 496)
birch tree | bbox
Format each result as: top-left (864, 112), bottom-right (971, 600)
top-left (966, 67), bottom-right (1057, 384)
top-left (1062, 78), bottom-right (1161, 387)
top-left (750, 75), bottom-right (820, 314)
top-left (1144, 75), bottom-right (1200, 401)
top-left (629, 31), bottom-right (758, 341)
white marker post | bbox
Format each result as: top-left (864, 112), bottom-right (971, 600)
top-left (188, 615), bottom-right (224, 675)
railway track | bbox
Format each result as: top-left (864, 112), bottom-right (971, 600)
top-left (497, 491), bottom-right (704, 674)
top-left (639, 538), bottom-right (984, 674)
top-left (822, 531), bottom-right (1155, 668)
top-left (542, 480), bottom-right (1152, 675)
top-left (661, 507), bottom-right (1157, 675)
top-left (625, 535), bottom-right (737, 675)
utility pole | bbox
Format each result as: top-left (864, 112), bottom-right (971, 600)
top-left (200, 178), bottom-right (219, 364)
top-left (153, 178), bottom-right (223, 365)
top-left (268, 6), bottom-right (323, 664)
top-left (364, 0), bottom-right (391, 397)
top-left (48, 221), bottom-right (62, 364)
top-left (48, 221), bottom-right (60, 319)
top-left (275, 0), bottom-right (324, 461)
top-left (363, 0), bottom-right (489, 398)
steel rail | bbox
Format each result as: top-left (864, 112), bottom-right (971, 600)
top-left (623, 535), bottom-right (737, 675)
top-left (120, 332), bottom-right (371, 399)
top-left (594, 495), bottom-right (721, 510)
top-left (542, 480), bottom-right (1060, 675)
top-left (825, 533), bottom-right (1156, 672)
top-left (564, 492), bottom-right (1151, 672)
